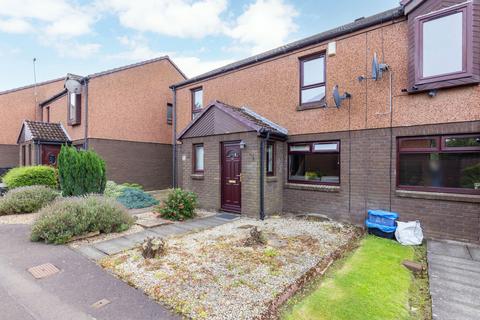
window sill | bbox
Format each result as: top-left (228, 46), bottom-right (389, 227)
top-left (296, 102), bottom-right (326, 111)
top-left (284, 183), bottom-right (340, 192)
top-left (190, 174), bottom-right (204, 180)
top-left (395, 189), bottom-right (480, 203)
top-left (407, 75), bottom-right (480, 93)
top-left (266, 176), bottom-right (278, 183)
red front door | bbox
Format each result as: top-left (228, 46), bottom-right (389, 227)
top-left (221, 142), bottom-right (241, 213)
top-left (41, 144), bottom-right (61, 167)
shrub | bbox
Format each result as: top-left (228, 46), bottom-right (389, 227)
top-left (0, 186), bottom-right (59, 215)
top-left (58, 146), bottom-right (107, 196)
top-left (31, 195), bottom-right (134, 244)
top-left (117, 188), bottom-right (159, 209)
top-left (104, 181), bottom-right (144, 198)
top-left (155, 188), bottom-right (197, 221)
top-left (2, 166), bottom-right (57, 189)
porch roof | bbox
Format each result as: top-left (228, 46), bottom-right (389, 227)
top-left (17, 120), bottom-right (71, 144)
top-left (178, 100), bottom-right (288, 140)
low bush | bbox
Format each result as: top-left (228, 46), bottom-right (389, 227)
top-left (2, 166), bottom-right (57, 189)
top-left (0, 186), bottom-right (59, 215)
top-left (104, 181), bottom-right (144, 198)
top-left (117, 188), bottom-right (159, 209)
top-left (31, 195), bottom-right (134, 244)
top-left (155, 188), bottom-right (197, 221)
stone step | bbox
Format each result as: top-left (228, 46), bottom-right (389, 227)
top-left (75, 245), bottom-right (107, 261)
top-left (93, 237), bottom-right (135, 255)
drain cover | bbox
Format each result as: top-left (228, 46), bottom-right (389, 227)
top-left (27, 263), bottom-right (60, 279)
top-left (91, 298), bottom-right (111, 309)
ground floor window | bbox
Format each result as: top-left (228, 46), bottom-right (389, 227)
top-left (397, 134), bottom-right (480, 194)
top-left (193, 143), bottom-right (204, 173)
top-left (266, 141), bottom-right (275, 176)
top-left (288, 141), bottom-right (340, 184)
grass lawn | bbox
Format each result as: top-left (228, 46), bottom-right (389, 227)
top-left (281, 235), bottom-right (430, 320)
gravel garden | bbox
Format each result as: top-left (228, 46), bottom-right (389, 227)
top-left (101, 217), bottom-right (361, 320)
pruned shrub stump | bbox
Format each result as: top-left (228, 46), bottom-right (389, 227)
top-left (141, 237), bottom-right (166, 259)
top-left (244, 226), bottom-right (267, 246)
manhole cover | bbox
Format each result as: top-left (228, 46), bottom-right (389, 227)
top-left (91, 298), bottom-right (111, 309)
top-left (27, 263), bottom-right (60, 279)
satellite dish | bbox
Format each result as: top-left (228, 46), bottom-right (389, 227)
top-left (372, 52), bottom-right (389, 81)
top-left (333, 85), bottom-right (351, 108)
top-left (65, 79), bottom-right (82, 94)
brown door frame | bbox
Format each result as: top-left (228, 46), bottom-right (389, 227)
top-left (220, 140), bottom-right (242, 213)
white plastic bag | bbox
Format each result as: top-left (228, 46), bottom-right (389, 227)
top-left (395, 220), bottom-right (423, 245)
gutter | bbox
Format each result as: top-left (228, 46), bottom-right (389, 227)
top-left (83, 77), bottom-right (90, 150)
top-left (258, 128), bottom-right (271, 220)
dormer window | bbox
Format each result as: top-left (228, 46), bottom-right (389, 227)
top-left (415, 2), bottom-right (472, 85)
top-left (68, 92), bottom-right (81, 126)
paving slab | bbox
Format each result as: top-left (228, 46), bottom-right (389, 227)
top-left (428, 241), bottom-right (471, 259)
top-left (93, 237), bottom-right (134, 255)
top-left (428, 240), bottom-right (480, 320)
top-left (467, 246), bottom-right (480, 262)
top-left (76, 245), bottom-right (107, 261)
top-left (150, 224), bottom-right (187, 237)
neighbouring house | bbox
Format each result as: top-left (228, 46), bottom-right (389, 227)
top-left (171, 0), bottom-right (480, 243)
top-left (0, 56), bottom-right (186, 189)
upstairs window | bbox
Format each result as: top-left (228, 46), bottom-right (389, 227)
top-left (193, 143), bottom-right (204, 173)
top-left (167, 103), bottom-right (173, 125)
top-left (191, 87), bottom-right (203, 120)
top-left (299, 53), bottom-right (325, 106)
top-left (68, 93), bottom-right (81, 126)
top-left (398, 134), bottom-right (480, 194)
top-left (288, 141), bottom-right (340, 185)
top-left (415, 2), bottom-right (472, 84)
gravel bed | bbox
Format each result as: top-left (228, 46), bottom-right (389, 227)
top-left (101, 217), bottom-right (358, 320)
top-left (68, 224), bottom-right (144, 248)
top-left (0, 212), bottom-right (39, 225)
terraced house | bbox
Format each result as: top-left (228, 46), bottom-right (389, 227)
top-left (171, 0), bottom-right (480, 243)
top-left (0, 57), bottom-right (185, 190)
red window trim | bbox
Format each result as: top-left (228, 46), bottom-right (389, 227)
top-left (299, 52), bottom-right (326, 107)
top-left (288, 140), bottom-right (341, 186)
top-left (192, 143), bottom-right (204, 174)
top-left (266, 141), bottom-right (275, 176)
top-left (191, 87), bottom-right (203, 119)
top-left (397, 133), bottom-right (480, 195)
top-left (414, 2), bottom-right (473, 86)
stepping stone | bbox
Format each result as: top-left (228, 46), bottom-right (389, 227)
top-left (150, 225), bottom-right (186, 237)
top-left (123, 231), bottom-right (154, 245)
top-left (93, 237), bottom-right (134, 255)
top-left (136, 218), bottom-right (172, 228)
top-left (216, 213), bottom-right (240, 220)
top-left (76, 245), bottom-right (107, 261)
top-left (178, 220), bottom-right (210, 230)
top-left (468, 246), bottom-right (480, 262)
top-left (428, 241), bottom-right (471, 259)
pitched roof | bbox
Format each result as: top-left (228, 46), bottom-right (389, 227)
top-left (171, 6), bottom-right (405, 89)
top-left (18, 120), bottom-right (71, 144)
top-left (178, 100), bottom-right (288, 140)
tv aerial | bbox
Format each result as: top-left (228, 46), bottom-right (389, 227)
top-left (332, 85), bottom-right (351, 108)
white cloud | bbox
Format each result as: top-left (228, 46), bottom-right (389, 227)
top-left (0, 18), bottom-right (32, 33)
top-left (101, 0), bottom-right (227, 38)
top-left (226, 0), bottom-right (298, 54)
top-left (112, 35), bottom-right (233, 77)
top-left (55, 42), bottom-right (101, 58)
top-left (0, 0), bottom-right (96, 37)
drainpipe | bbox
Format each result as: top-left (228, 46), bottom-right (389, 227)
top-left (172, 87), bottom-right (177, 188)
top-left (83, 77), bottom-right (90, 150)
top-left (259, 129), bottom-right (271, 221)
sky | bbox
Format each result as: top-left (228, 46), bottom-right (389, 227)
top-left (0, 0), bottom-right (399, 91)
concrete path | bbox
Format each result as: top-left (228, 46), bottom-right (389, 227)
top-left (428, 240), bottom-right (480, 320)
top-left (0, 224), bottom-right (179, 320)
top-left (76, 213), bottom-right (239, 260)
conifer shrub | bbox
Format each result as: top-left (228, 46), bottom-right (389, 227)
top-left (58, 146), bottom-right (106, 196)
